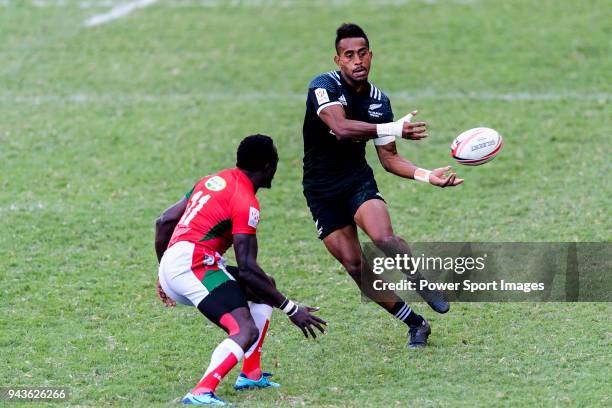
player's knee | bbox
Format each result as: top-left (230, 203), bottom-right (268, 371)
top-left (266, 274), bottom-right (276, 287)
top-left (229, 320), bottom-right (259, 350)
top-left (342, 259), bottom-right (362, 279)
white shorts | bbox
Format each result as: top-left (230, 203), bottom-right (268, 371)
top-left (158, 241), bottom-right (234, 307)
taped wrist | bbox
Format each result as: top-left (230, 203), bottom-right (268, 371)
top-left (375, 111), bottom-right (415, 145)
top-left (374, 135), bottom-right (396, 146)
top-left (280, 298), bottom-right (299, 316)
top-left (414, 168), bottom-right (431, 183)
top-left (376, 121), bottom-right (403, 138)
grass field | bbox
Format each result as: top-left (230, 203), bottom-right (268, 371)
top-left (1, 0), bottom-right (610, 406)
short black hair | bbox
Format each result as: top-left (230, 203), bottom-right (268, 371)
top-left (236, 134), bottom-right (278, 172)
top-left (335, 23), bottom-right (369, 54)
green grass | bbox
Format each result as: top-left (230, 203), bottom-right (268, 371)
top-left (1, 0), bottom-right (610, 406)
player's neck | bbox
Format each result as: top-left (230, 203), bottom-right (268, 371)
top-left (238, 168), bottom-right (261, 192)
top-left (339, 70), bottom-right (368, 93)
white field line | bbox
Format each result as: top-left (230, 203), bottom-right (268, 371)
top-left (83, 0), bottom-right (158, 27)
top-left (0, 202), bottom-right (47, 214)
top-left (391, 90), bottom-right (611, 102)
top-left (2, 0), bottom-right (477, 8)
top-left (0, 91), bottom-right (609, 105)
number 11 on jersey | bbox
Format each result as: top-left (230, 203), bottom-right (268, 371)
top-left (179, 191), bottom-right (211, 226)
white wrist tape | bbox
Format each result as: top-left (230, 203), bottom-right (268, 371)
top-left (414, 168), bottom-right (431, 183)
top-left (374, 111), bottom-right (416, 146)
top-left (398, 112), bottom-right (415, 123)
top-left (281, 299), bottom-right (298, 316)
top-left (288, 306), bottom-right (299, 317)
top-left (376, 121), bottom-right (403, 138)
top-left (374, 135), bottom-right (395, 146)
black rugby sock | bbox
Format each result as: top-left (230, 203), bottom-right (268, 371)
top-left (390, 301), bottom-right (424, 327)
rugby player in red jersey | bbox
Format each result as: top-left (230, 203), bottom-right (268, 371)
top-left (155, 135), bottom-right (326, 406)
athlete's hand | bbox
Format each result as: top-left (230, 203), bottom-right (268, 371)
top-left (156, 278), bottom-right (176, 307)
top-left (289, 305), bottom-right (327, 339)
top-left (401, 110), bottom-right (428, 140)
top-left (429, 166), bottom-right (464, 188)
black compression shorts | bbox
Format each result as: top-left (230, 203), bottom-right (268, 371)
top-left (304, 177), bottom-right (385, 240)
top-left (196, 280), bottom-right (248, 326)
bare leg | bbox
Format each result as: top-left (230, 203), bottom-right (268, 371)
top-left (355, 199), bottom-right (449, 314)
top-left (322, 224), bottom-right (404, 313)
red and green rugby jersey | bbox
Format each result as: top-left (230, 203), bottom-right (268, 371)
top-left (168, 168), bottom-right (260, 255)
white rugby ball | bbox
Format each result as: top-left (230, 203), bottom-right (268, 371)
top-left (451, 127), bottom-right (503, 166)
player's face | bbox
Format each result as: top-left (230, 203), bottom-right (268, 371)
top-left (261, 154), bottom-right (278, 189)
top-left (334, 37), bottom-right (372, 84)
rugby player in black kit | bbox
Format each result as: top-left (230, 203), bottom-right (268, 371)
top-left (302, 23), bottom-right (463, 348)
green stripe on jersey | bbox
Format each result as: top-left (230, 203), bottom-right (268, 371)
top-left (185, 186), bottom-right (195, 199)
top-left (201, 269), bottom-right (231, 292)
top-left (199, 218), bottom-right (232, 242)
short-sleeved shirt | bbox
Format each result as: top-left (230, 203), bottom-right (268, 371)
top-left (302, 70), bottom-right (394, 199)
top-left (168, 167), bottom-right (260, 256)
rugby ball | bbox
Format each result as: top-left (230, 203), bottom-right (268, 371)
top-left (451, 127), bottom-right (503, 166)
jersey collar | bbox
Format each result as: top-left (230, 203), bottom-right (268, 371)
top-left (337, 70), bottom-right (371, 96)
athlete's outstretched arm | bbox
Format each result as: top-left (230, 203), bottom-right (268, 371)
top-left (155, 197), bottom-right (188, 262)
top-left (376, 142), bottom-right (464, 187)
top-left (234, 234), bottom-right (327, 338)
top-left (319, 105), bottom-right (427, 142)
top-left (376, 140), bottom-right (418, 178)
top-left (319, 104), bottom-right (378, 140)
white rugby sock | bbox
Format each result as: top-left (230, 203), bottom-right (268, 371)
top-left (245, 303), bottom-right (273, 357)
top-left (242, 302), bottom-right (273, 380)
top-left (193, 338), bottom-right (244, 394)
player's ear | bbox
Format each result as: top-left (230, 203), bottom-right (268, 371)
top-left (263, 160), bottom-right (276, 172)
top-left (334, 54), bottom-right (340, 66)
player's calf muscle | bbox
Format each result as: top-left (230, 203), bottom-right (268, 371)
top-left (341, 259), bottom-right (362, 280)
top-left (371, 234), bottom-right (403, 251)
top-left (230, 320), bottom-right (259, 350)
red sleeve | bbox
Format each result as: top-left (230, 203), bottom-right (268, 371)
top-left (231, 192), bottom-right (260, 235)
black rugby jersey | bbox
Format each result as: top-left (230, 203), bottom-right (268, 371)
top-left (302, 70), bottom-right (394, 198)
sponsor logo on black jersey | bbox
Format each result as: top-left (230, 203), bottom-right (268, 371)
top-left (368, 103), bottom-right (383, 118)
